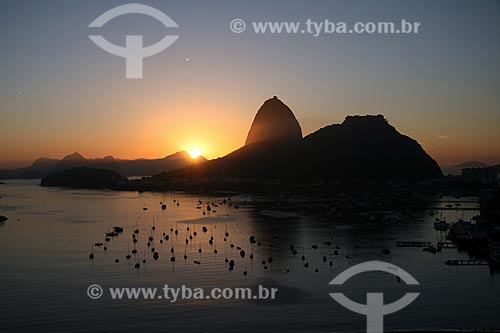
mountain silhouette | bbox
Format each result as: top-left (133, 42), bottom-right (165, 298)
top-left (62, 152), bottom-right (84, 161)
top-left (152, 98), bottom-right (442, 184)
top-left (0, 151), bottom-right (206, 179)
top-left (454, 161), bottom-right (486, 168)
top-left (299, 115), bottom-right (442, 181)
top-left (245, 96), bottom-right (302, 145)
top-left (31, 157), bottom-right (60, 171)
top-left (117, 151), bottom-right (205, 177)
top-left (51, 153), bottom-right (121, 173)
top-left (1, 158), bottom-right (59, 179)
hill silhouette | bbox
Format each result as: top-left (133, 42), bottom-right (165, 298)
top-left (151, 98), bottom-right (442, 185)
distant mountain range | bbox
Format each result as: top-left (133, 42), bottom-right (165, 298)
top-left (441, 161), bottom-right (488, 176)
top-left (0, 151), bottom-right (206, 179)
top-left (454, 161), bottom-right (487, 168)
top-left (150, 97), bottom-right (442, 185)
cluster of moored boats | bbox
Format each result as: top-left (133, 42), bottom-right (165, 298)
top-left (87, 197), bottom-right (357, 275)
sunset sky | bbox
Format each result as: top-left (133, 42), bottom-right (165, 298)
top-left (1, 0), bottom-right (499, 168)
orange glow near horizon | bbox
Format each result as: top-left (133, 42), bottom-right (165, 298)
top-left (188, 149), bottom-right (201, 159)
top-left (0, 94), bottom-right (252, 168)
top-left (1, 93), bottom-right (499, 169)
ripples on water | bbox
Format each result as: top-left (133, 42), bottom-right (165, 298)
top-left (0, 180), bottom-right (499, 332)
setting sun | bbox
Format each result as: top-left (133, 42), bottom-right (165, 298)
top-left (188, 149), bottom-right (201, 159)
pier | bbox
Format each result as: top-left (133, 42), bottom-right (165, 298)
top-left (396, 241), bottom-right (432, 247)
top-left (437, 241), bottom-right (459, 249)
top-left (445, 259), bottom-right (489, 266)
top-left (427, 207), bottom-right (479, 211)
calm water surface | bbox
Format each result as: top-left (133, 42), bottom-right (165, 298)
top-left (0, 180), bottom-right (498, 332)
